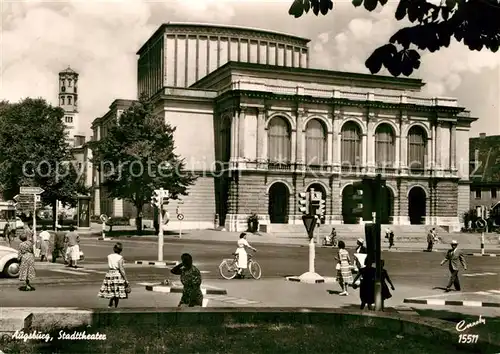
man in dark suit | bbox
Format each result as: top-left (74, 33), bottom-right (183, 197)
top-left (440, 240), bottom-right (467, 292)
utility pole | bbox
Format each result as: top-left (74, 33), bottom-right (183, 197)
top-left (374, 174), bottom-right (383, 311)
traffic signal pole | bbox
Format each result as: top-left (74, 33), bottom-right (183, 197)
top-left (374, 174), bottom-right (383, 311)
top-left (157, 188), bottom-right (165, 262)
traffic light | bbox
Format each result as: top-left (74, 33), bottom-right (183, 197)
top-left (314, 199), bottom-right (326, 217)
top-left (364, 223), bottom-right (379, 266)
top-left (351, 179), bottom-right (373, 221)
top-left (298, 192), bottom-right (309, 215)
top-left (151, 190), bottom-right (161, 208)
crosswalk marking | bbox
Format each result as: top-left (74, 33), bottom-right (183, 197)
top-left (50, 269), bottom-right (86, 275)
top-left (463, 272), bottom-right (497, 277)
top-left (489, 290), bottom-right (500, 294)
top-left (473, 289), bottom-right (500, 296)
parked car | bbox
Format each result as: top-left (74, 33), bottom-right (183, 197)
top-left (0, 244), bottom-right (19, 278)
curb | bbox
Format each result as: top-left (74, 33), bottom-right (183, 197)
top-left (465, 253), bottom-right (498, 257)
top-left (145, 285), bottom-right (227, 295)
top-left (404, 298), bottom-right (500, 308)
top-left (285, 276), bottom-right (337, 284)
top-left (135, 260), bottom-right (179, 266)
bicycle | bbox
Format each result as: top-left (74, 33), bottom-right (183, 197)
top-left (219, 253), bottom-right (261, 280)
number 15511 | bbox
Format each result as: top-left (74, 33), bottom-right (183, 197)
top-left (458, 334), bottom-right (479, 344)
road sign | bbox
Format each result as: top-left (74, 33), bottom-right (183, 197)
top-left (302, 215), bottom-right (316, 238)
top-left (20, 187), bottom-right (44, 194)
top-left (177, 213), bottom-right (184, 221)
top-left (476, 218), bottom-right (486, 229)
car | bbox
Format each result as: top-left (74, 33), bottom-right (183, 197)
top-left (0, 244), bottom-right (19, 278)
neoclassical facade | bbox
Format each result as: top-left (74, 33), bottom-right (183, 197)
top-left (91, 23), bottom-right (476, 231)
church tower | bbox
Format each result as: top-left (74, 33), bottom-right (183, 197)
top-left (58, 67), bottom-right (79, 146)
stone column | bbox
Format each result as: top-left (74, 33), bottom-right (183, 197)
top-left (327, 131), bottom-right (333, 166)
top-left (367, 121), bottom-right (375, 172)
top-left (206, 37), bottom-right (210, 76)
top-left (230, 111), bottom-right (239, 163)
top-left (266, 42), bottom-right (270, 64)
top-left (450, 123), bottom-right (456, 170)
top-left (430, 122), bottom-right (435, 171)
top-left (291, 127), bottom-right (297, 163)
top-left (435, 122), bottom-right (442, 170)
top-left (399, 120), bottom-right (408, 168)
top-left (361, 133), bottom-right (368, 170)
top-left (195, 35), bottom-right (200, 82)
top-left (184, 35), bottom-right (189, 87)
top-left (238, 108), bottom-right (246, 161)
top-left (217, 36), bottom-right (221, 67)
top-left (295, 109), bottom-right (305, 165)
top-left (394, 135), bottom-right (400, 169)
top-left (256, 108), bottom-right (266, 161)
top-left (238, 38), bottom-right (241, 61)
top-left (174, 35), bottom-right (178, 86)
top-left (257, 40), bottom-right (261, 64)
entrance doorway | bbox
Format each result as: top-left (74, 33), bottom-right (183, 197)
top-left (342, 184), bottom-right (357, 224)
top-left (408, 186), bottom-right (426, 224)
top-left (307, 183), bottom-right (327, 224)
top-left (268, 182), bottom-right (289, 223)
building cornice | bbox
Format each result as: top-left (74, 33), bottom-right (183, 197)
top-left (137, 23), bottom-right (310, 55)
top-left (216, 90), bottom-right (466, 115)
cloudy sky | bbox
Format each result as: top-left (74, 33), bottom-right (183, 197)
top-left (1, 0), bottom-right (498, 138)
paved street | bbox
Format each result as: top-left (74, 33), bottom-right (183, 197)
top-left (1, 238), bottom-right (499, 316)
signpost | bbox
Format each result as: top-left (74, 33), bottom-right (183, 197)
top-left (302, 214), bottom-right (317, 274)
top-left (18, 187), bottom-right (44, 250)
top-left (476, 218), bottom-right (486, 255)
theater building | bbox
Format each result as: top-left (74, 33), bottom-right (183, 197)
top-left (91, 22), bottom-right (476, 231)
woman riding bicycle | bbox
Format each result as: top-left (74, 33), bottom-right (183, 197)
top-left (235, 233), bottom-right (257, 277)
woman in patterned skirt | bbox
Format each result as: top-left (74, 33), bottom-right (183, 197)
top-left (18, 230), bottom-right (36, 291)
top-left (170, 253), bottom-right (203, 307)
top-left (335, 240), bottom-right (353, 296)
top-left (98, 242), bottom-right (129, 308)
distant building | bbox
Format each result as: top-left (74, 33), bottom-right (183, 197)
top-left (90, 99), bottom-right (136, 218)
top-left (58, 67), bottom-right (86, 147)
top-left (90, 22), bottom-right (477, 231)
top-left (469, 133), bottom-right (500, 211)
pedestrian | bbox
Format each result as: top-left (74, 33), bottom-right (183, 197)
top-left (98, 242), bottom-right (130, 308)
top-left (170, 253), bottom-right (203, 307)
top-left (52, 224), bottom-right (66, 263)
top-left (18, 229), bottom-right (36, 291)
top-left (440, 240), bottom-right (467, 292)
top-left (38, 226), bottom-right (51, 262)
top-left (426, 228), bottom-right (435, 252)
top-left (335, 240), bottom-right (353, 296)
top-left (388, 230), bottom-right (395, 249)
top-left (3, 222), bottom-right (15, 246)
top-left (64, 225), bottom-right (80, 268)
top-left (235, 232), bottom-right (257, 278)
top-left (381, 260), bottom-right (395, 300)
top-left (352, 257), bottom-right (376, 310)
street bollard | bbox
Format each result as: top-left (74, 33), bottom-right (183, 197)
top-left (481, 232), bottom-right (485, 255)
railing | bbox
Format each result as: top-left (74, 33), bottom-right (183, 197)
top-left (222, 81), bottom-right (458, 107)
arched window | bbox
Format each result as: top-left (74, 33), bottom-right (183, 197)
top-left (341, 121), bottom-right (361, 166)
top-left (407, 125), bottom-right (427, 170)
top-left (67, 96), bottom-right (72, 105)
top-left (268, 117), bottom-right (291, 162)
top-left (61, 97), bottom-right (65, 105)
top-left (375, 124), bottom-right (396, 167)
top-left (305, 119), bottom-right (327, 165)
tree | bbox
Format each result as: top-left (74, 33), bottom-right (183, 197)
top-left (289, 0), bottom-right (500, 76)
top-left (89, 94), bottom-right (197, 234)
top-left (0, 98), bottom-right (89, 229)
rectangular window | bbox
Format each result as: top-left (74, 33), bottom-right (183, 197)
top-left (492, 188), bottom-right (497, 199)
top-left (475, 189), bottom-right (481, 199)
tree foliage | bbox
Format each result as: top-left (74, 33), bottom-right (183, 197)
top-left (0, 98), bottom-right (88, 225)
top-left (289, 0), bottom-right (500, 76)
top-left (89, 94), bottom-right (196, 233)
